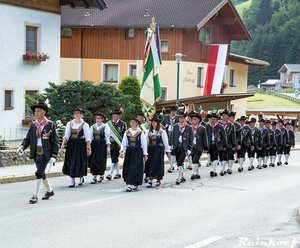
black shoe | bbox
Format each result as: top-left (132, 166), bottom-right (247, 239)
top-left (234, 160), bottom-right (239, 163)
top-left (227, 169), bottom-right (232, 174)
top-left (194, 174), bottom-right (201, 179)
top-left (175, 178), bottom-right (181, 185)
top-left (144, 177), bottom-right (149, 183)
top-left (42, 191), bottom-right (54, 200)
top-left (187, 165), bottom-right (192, 170)
top-left (251, 166), bottom-right (255, 170)
top-left (220, 171), bottom-right (225, 176)
top-left (214, 172), bottom-right (218, 177)
top-left (132, 186), bottom-right (138, 191)
top-left (167, 167), bottom-right (174, 173)
top-left (180, 177), bottom-right (186, 183)
top-left (284, 162), bottom-right (288, 165)
top-left (98, 176), bottom-right (104, 182)
top-left (126, 186), bottom-right (133, 192)
top-left (91, 179), bottom-right (97, 184)
top-left (78, 177), bottom-right (84, 186)
top-left (106, 175), bottom-right (112, 180)
top-left (269, 163), bottom-right (275, 167)
top-left (69, 182), bottom-right (75, 188)
top-left (238, 167), bottom-right (243, 172)
top-left (277, 162), bottom-right (281, 166)
top-left (257, 165), bottom-right (262, 169)
top-left (262, 164), bottom-right (267, 168)
top-left (146, 182), bottom-right (152, 188)
top-left (29, 195), bottom-right (38, 204)
top-left (210, 171), bottom-right (215, 177)
top-left (248, 166), bottom-right (252, 171)
top-left (114, 174), bottom-right (121, 179)
top-left (156, 180), bottom-right (161, 187)
top-left (191, 174), bottom-right (195, 180)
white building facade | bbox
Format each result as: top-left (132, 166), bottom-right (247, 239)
top-left (0, 3), bottom-right (60, 140)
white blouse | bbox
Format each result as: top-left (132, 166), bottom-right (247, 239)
top-left (64, 119), bottom-right (91, 142)
top-left (120, 128), bottom-right (148, 156)
top-left (146, 129), bottom-right (171, 153)
top-left (89, 123), bottom-right (111, 145)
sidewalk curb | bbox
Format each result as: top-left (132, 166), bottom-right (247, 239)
top-left (1, 148), bottom-right (299, 185)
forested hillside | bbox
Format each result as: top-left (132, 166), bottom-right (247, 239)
top-left (232, 0), bottom-right (300, 85)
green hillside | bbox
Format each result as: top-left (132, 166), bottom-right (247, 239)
top-left (235, 0), bottom-right (252, 17)
top-left (247, 93), bottom-right (300, 109)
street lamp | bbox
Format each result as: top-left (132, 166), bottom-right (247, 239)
top-left (175, 52), bottom-right (183, 107)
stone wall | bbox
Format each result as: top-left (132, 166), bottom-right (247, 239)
top-left (0, 150), bottom-right (66, 167)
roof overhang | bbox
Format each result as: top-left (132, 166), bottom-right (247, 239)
top-left (157, 93), bottom-right (254, 109)
top-left (60, 0), bottom-right (107, 9)
top-left (197, 0), bottom-right (251, 41)
top-left (229, 53), bottom-right (270, 67)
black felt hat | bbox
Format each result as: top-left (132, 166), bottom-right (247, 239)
top-left (93, 112), bottom-right (106, 119)
top-left (177, 110), bottom-right (187, 117)
top-left (110, 109), bottom-right (122, 115)
top-left (31, 101), bottom-right (49, 114)
top-left (192, 113), bottom-right (202, 121)
top-left (240, 116), bottom-right (247, 121)
top-left (249, 117), bottom-right (257, 123)
top-left (73, 107), bottom-right (85, 114)
top-left (228, 112), bottom-right (236, 117)
top-left (130, 116), bottom-right (141, 124)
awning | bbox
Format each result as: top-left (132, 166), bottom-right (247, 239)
top-left (229, 53), bottom-right (269, 67)
top-left (157, 93), bottom-right (254, 109)
top-left (60, 0), bottom-right (107, 9)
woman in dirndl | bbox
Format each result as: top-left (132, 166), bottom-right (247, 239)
top-left (88, 112), bottom-right (110, 184)
top-left (119, 116), bottom-right (148, 192)
top-left (61, 107), bottom-right (91, 187)
top-left (145, 115), bottom-right (170, 188)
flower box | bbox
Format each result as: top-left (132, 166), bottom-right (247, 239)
top-left (23, 52), bottom-right (50, 62)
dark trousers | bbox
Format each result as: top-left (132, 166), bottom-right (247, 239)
top-left (220, 148), bottom-right (228, 161)
top-left (269, 147), bottom-right (277, 156)
top-left (110, 142), bottom-right (120, 163)
top-left (237, 145), bottom-right (247, 159)
top-left (209, 144), bottom-right (220, 162)
top-left (247, 147), bottom-right (256, 158)
top-left (34, 155), bottom-right (50, 179)
top-left (228, 148), bottom-right (235, 161)
top-left (191, 146), bottom-right (202, 164)
top-left (277, 146), bottom-right (284, 155)
top-left (175, 147), bottom-right (186, 167)
top-left (284, 146), bottom-right (291, 155)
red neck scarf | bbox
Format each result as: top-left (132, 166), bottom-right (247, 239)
top-left (33, 117), bottom-right (49, 138)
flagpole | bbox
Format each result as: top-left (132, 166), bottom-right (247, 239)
top-left (175, 53), bottom-right (183, 107)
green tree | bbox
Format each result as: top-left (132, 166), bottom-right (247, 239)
top-left (117, 76), bottom-right (142, 121)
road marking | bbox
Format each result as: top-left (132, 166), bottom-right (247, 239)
top-left (72, 195), bottom-right (124, 207)
top-left (184, 236), bottom-right (223, 248)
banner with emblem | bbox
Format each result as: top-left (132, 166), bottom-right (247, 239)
top-left (140, 17), bottom-right (162, 119)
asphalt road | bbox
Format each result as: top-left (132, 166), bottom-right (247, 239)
top-left (1, 151), bottom-right (300, 248)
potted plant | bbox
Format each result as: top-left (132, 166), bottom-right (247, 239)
top-left (23, 51), bottom-right (50, 62)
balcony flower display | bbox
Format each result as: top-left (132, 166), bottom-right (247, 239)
top-left (23, 52), bottom-right (50, 62)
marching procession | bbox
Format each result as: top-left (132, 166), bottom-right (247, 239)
top-left (17, 102), bottom-right (295, 204)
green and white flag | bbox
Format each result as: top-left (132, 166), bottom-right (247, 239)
top-left (140, 19), bottom-right (162, 119)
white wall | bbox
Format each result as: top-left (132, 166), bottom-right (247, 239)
top-left (293, 73), bottom-right (300, 90)
top-left (0, 4), bottom-right (60, 139)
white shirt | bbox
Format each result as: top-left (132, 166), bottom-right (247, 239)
top-left (120, 128), bottom-right (148, 155)
top-left (64, 119), bottom-right (91, 142)
top-left (146, 129), bottom-right (171, 153)
top-left (89, 123), bottom-right (111, 145)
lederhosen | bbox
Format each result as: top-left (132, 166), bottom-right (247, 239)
top-left (110, 121), bottom-right (126, 164)
top-left (167, 116), bottom-right (178, 156)
top-left (220, 122), bottom-right (235, 162)
top-left (248, 127), bottom-right (262, 158)
top-left (62, 122), bottom-right (87, 177)
top-left (278, 127), bottom-right (289, 155)
top-left (146, 130), bottom-right (165, 180)
top-left (122, 130), bottom-right (144, 186)
top-left (284, 130), bottom-right (295, 155)
top-left (237, 126), bottom-right (252, 159)
top-left (88, 124), bottom-right (107, 176)
top-left (175, 125), bottom-right (188, 167)
top-left (191, 125), bottom-right (203, 164)
top-left (206, 124), bottom-right (222, 162)
top-left (257, 128), bottom-right (269, 158)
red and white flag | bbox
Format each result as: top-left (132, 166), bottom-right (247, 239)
top-left (203, 44), bottom-right (228, 96)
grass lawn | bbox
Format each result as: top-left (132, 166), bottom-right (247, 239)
top-left (235, 0), bottom-right (252, 18)
top-left (247, 93), bottom-right (300, 109)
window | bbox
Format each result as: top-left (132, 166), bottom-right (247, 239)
top-left (229, 69), bottom-right (236, 87)
top-left (197, 67), bottom-right (204, 88)
top-left (26, 26), bottom-right (38, 52)
top-left (128, 29), bottom-right (135, 39)
top-left (128, 64), bottom-right (137, 76)
top-left (103, 64), bottom-right (119, 83)
top-left (160, 87), bottom-right (167, 102)
top-left (4, 90), bottom-right (13, 110)
top-left (199, 27), bottom-right (212, 44)
top-left (161, 41), bottom-right (169, 53)
top-left (61, 28), bottom-right (72, 38)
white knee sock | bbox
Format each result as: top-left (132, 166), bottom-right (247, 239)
top-left (272, 156), bottom-right (276, 164)
top-left (212, 161), bottom-right (218, 173)
top-left (278, 154), bottom-right (282, 163)
top-left (249, 157), bottom-right (254, 167)
top-left (228, 160), bottom-right (234, 170)
top-left (188, 156), bottom-right (192, 167)
top-left (43, 178), bottom-right (52, 192)
top-left (221, 161), bottom-right (226, 171)
top-left (109, 163), bottom-right (115, 176)
top-left (178, 166), bottom-right (183, 178)
top-left (239, 158), bottom-right (244, 167)
top-left (192, 163), bottom-right (199, 175)
top-left (169, 155), bottom-right (175, 169)
top-left (115, 162), bottom-right (120, 175)
top-left (34, 179), bottom-right (42, 197)
top-left (70, 177), bottom-right (75, 184)
top-left (258, 157), bottom-right (262, 166)
top-left (285, 154), bottom-right (289, 162)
